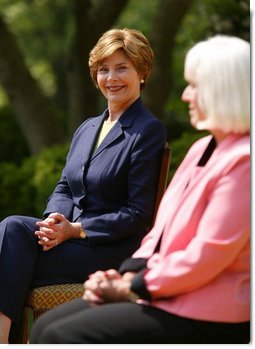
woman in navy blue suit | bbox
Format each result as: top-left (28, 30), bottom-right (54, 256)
top-left (0, 28), bottom-right (166, 343)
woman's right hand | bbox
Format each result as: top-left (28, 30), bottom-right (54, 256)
top-left (83, 269), bottom-right (136, 304)
top-left (35, 213), bottom-right (77, 251)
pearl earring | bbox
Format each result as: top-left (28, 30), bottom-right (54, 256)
top-left (140, 79), bottom-right (144, 84)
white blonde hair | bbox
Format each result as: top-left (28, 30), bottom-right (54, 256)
top-left (184, 35), bottom-right (250, 133)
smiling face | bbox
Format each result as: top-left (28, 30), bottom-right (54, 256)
top-left (96, 50), bottom-right (142, 111)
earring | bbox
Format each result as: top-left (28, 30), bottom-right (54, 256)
top-left (140, 79), bottom-right (144, 84)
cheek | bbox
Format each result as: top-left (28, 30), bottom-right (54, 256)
top-left (194, 96), bottom-right (199, 109)
top-left (96, 71), bottom-right (106, 85)
top-left (193, 92), bottom-right (200, 108)
top-left (96, 77), bottom-right (106, 93)
top-left (193, 92), bottom-right (202, 110)
top-left (194, 97), bottom-right (206, 120)
top-left (96, 75), bottom-right (102, 86)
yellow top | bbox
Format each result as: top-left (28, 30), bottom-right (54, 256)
top-left (94, 120), bottom-right (117, 150)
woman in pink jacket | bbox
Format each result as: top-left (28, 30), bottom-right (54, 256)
top-left (30, 35), bottom-right (250, 344)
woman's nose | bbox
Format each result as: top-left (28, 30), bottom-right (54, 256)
top-left (107, 70), bottom-right (118, 81)
top-left (181, 86), bottom-right (190, 102)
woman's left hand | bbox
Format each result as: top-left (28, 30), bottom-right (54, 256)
top-left (83, 269), bottom-right (131, 304)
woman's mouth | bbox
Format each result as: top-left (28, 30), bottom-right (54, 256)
top-left (107, 86), bottom-right (124, 92)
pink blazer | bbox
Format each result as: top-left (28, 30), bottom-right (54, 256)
top-left (133, 134), bottom-right (250, 322)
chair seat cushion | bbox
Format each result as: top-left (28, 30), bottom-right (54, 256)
top-left (26, 283), bottom-right (84, 311)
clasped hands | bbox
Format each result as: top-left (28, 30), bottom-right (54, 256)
top-left (35, 212), bottom-right (75, 251)
top-left (83, 269), bottom-right (135, 304)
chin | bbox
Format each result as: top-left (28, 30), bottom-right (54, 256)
top-left (190, 117), bottom-right (198, 129)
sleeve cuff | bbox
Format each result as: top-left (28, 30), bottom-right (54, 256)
top-left (130, 269), bottom-right (152, 301)
top-left (118, 257), bottom-right (148, 274)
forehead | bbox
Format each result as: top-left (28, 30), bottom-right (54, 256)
top-left (184, 62), bottom-right (198, 84)
top-left (99, 50), bottom-right (131, 65)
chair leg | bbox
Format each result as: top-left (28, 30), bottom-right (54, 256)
top-left (33, 309), bottom-right (46, 321)
top-left (8, 307), bottom-right (29, 344)
top-left (21, 307), bottom-right (29, 344)
top-left (24, 309), bottom-right (46, 343)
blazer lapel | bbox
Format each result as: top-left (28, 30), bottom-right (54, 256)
top-left (80, 111), bottom-right (107, 166)
top-left (92, 122), bottom-right (123, 159)
top-left (164, 134), bottom-right (243, 219)
top-left (91, 97), bottom-right (143, 159)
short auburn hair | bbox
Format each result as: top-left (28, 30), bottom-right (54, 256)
top-left (89, 28), bottom-right (154, 90)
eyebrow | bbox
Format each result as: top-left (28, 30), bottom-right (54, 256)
top-left (99, 61), bottom-right (128, 66)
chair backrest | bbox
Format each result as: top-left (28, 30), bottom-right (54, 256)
top-left (152, 143), bottom-right (171, 223)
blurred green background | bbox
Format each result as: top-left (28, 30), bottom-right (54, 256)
top-left (0, 0), bottom-right (250, 219)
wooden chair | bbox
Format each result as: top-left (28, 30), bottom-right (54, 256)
top-left (152, 143), bottom-right (171, 223)
top-left (20, 143), bottom-right (171, 343)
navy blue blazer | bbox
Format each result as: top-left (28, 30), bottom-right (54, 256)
top-left (44, 98), bottom-right (167, 259)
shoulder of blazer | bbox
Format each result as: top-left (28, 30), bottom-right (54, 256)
top-left (184, 134), bottom-right (250, 159)
top-left (118, 98), bottom-right (166, 135)
top-left (215, 134), bottom-right (250, 160)
top-left (72, 111), bottom-right (108, 137)
top-left (219, 134), bottom-right (250, 174)
top-left (178, 134), bottom-right (250, 179)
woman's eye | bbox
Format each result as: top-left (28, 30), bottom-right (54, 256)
top-left (117, 66), bottom-right (127, 71)
top-left (98, 68), bottom-right (108, 73)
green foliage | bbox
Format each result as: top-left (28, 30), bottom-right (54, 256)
top-left (0, 106), bottom-right (30, 164)
top-left (0, 143), bottom-right (69, 220)
top-left (33, 143), bottom-right (69, 214)
top-left (1, 0), bottom-right (73, 98)
top-left (0, 0), bottom-right (249, 142)
top-left (117, 0), bottom-right (159, 36)
top-left (164, 0), bottom-right (249, 142)
top-left (204, 0), bottom-right (250, 41)
top-left (0, 159), bottom-right (37, 218)
top-left (168, 130), bottom-right (209, 180)
top-left (0, 0), bottom-right (250, 215)
top-left (0, 131), bottom-right (211, 220)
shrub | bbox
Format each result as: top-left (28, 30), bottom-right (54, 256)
top-left (168, 130), bottom-right (208, 180)
top-left (0, 130), bottom-right (209, 220)
top-left (33, 144), bottom-right (69, 215)
top-left (0, 106), bottom-right (30, 164)
top-left (0, 144), bottom-right (69, 220)
top-left (0, 159), bottom-right (36, 218)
